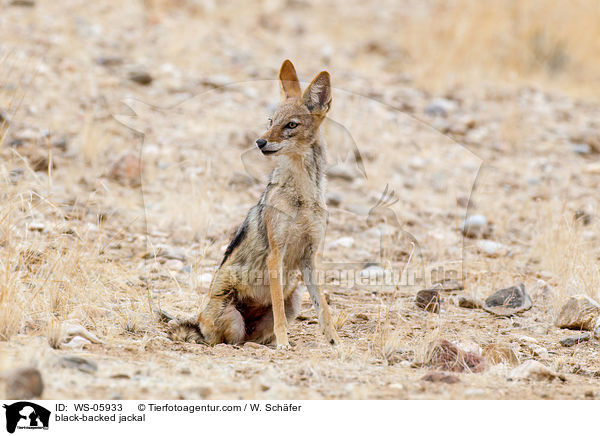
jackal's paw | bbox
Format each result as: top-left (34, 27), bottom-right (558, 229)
top-left (276, 342), bottom-right (291, 350)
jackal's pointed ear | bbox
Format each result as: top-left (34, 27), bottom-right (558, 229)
top-left (279, 59), bottom-right (301, 99)
top-left (302, 71), bottom-right (331, 116)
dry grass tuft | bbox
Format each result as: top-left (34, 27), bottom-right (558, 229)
top-left (399, 0), bottom-right (600, 98)
top-left (531, 202), bottom-right (600, 312)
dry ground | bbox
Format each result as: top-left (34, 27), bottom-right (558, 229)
top-left (1, 0), bottom-right (600, 399)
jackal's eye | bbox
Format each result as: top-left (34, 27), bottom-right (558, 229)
top-left (286, 121), bottom-right (298, 129)
top-left (268, 117), bottom-right (273, 127)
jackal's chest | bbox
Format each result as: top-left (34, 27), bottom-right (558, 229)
top-left (281, 205), bottom-right (326, 268)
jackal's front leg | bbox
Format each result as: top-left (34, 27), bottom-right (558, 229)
top-left (267, 247), bottom-right (290, 349)
top-left (302, 257), bottom-right (340, 346)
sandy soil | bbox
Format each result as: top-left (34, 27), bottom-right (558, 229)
top-left (1, 0), bottom-right (600, 400)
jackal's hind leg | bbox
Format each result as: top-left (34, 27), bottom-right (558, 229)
top-left (245, 288), bottom-right (301, 344)
top-left (198, 298), bottom-right (245, 345)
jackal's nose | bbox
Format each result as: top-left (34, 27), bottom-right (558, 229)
top-left (256, 139), bottom-right (267, 149)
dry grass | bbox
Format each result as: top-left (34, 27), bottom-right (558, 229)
top-left (399, 0), bottom-right (600, 99)
top-left (531, 202), bottom-right (600, 310)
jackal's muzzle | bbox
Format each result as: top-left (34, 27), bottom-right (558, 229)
top-left (256, 138), bottom-right (281, 155)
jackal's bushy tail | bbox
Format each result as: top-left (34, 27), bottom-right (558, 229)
top-left (168, 320), bottom-right (204, 343)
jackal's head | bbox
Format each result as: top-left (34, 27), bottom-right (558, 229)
top-left (256, 60), bottom-right (331, 156)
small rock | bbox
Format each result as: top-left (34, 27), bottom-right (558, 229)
top-left (560, 332), bottom-right (591, 347)
top-left (555, 295), bottom-right (600, 331)
top-left (458, 295), bottom-right (482, 309)
top-left (108, 152), bottom-right (141, 186)
top-left (421, 371), bottom-right (460, 384)
top-left (4, 367), bottom-right (43, 399)
top-left (427, 339), bottom-right (486, 373)
top-left (477, 239), bottom-right (507, 257)
top-left (571, 143), bottom-right (592, 155)
top-left (128, 71), bottom-right (153, 85)
top-left (574, 209), bottom-right (592, 226)
top-left (10, 0), bottom-right (35, 6)
top-left (58, 356), bottom-right (98, 374)
top-left (415, 289), bottom-right (441, 313)
top-left (482, 283), bottom-right (532, 316)
top-left (95, 56), bottom-right (123, 66)
top-left (570, 127), bottom-right (600, 153)
top-left (326, 192), bottom-right (342, 207)
top-left (462, 214), bottom-right (487, 238)
top-left (509, 360), bottom-right (565, 382)
top-left (425, 98), bottom-right (457, 117)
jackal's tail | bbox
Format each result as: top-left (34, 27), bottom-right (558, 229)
top-left (168, 320), bottom-right (204, 343)
top-left (155, 309), bottom-right (205, 344)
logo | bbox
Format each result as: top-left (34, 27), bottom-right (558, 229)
top-left (2, 402), bottom-right (50, 434)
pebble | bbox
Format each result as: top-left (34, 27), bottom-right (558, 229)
top-left (555, 295), bottom-right (600, 331)
top-left (421, 371), bottom-right (460, 384)
top-left (482, 283), bottom-right (532, 316)
top-left (509, 360), bottom-right (565, 382)
top-left (427, 339), bottom-right (486, 373)
top-left (128, 71), bottom-right (153, 85)
top-left (571, 143), bottom-right (592, 155)
top-left (10, 0), bottom-right (35, 6)
top-left (559, 332), bottom-right (591, 347)
top-left (415, 289), bottom-right (441, 313)
top-left (458, 295), bottom-right (482, 309)
top-left (58, 356), bottom-right (98, 374)
top-left (425, 98), bottom-right (457, 117)
top-left (326, 192), bottom-right (342, 207)
top-left (4, 367), bottom-right (44, 399)
top-left (570, 127), bottom-right (600, 153)
top-left (462, 214), bottom-right (487, 238)
top-left (477, 239), bottom-right (507, 257)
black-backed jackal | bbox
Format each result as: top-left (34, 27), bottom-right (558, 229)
top-left (171, 60), bottom-right (340, 349)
